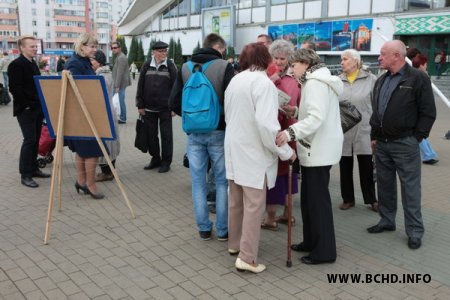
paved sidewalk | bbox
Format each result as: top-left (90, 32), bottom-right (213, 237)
top-left (1, 77), bottom-right (450, 299)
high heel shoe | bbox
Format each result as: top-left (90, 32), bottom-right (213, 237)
top-left (85, 187), bottom-right (105, 199)
top-left (75, 182), bottom-right (88, 194)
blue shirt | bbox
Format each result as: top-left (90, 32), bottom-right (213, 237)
top-left (378, 64), bottom-right (407, 119)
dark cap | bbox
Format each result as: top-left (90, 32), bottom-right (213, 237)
top-left (93, 50), bottom-right (106, 66)
top-left (152, 41), bottom-right (169, 50)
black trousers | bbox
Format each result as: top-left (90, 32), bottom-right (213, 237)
top-left (144, 110), bottom-right (173, 165)
top-left (339, 155), bottom-right (376, 204)
top-left (17, 109), bottom-right (43, 177)
top-left (300, 165), bottom-right (336, 262)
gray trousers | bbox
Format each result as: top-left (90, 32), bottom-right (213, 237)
top-left (375, 136), bottom-right (424, 239)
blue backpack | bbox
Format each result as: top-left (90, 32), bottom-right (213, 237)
top-left (182, 60), bottom-right (220, 134)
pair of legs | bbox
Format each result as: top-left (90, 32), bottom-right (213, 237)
top-left (375, 137), bottom-right (424, 240)
top-left (116, 88), bottom-right (127, 122)
top-left (17, 109), bottom-right (43, 178)
top-left (2, 72), bottom-right (8, 90)
top-left (75, 154), bottom-right (101, 194)
top-left (144, 111), bottom-right (173, 167)
top-left (299, 165), bottom-right (337, 262)
top-left (339, 155), bottom-right (377, 205)
top-left (187, 130), bottom-right (227, 237)
top-left (228, 180), bottom-right (266, 265)
top-left (419, 138), bottom-right (438, 162)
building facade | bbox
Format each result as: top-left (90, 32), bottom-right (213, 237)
top-left (118, 0), bottom-right (450, 71)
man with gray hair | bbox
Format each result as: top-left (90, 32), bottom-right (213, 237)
top-left (367, 40), bottom-right (436, 250)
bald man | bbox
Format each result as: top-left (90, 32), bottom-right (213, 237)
top-left (368, 40), bottom-right (436, 250)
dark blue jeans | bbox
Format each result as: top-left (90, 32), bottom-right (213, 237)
top-left (375, 136), bottom-right (423, 239)
top-left (17, 109), bottom-right (43, 177)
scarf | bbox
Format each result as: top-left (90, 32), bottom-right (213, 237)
top-left (299, 62), bottom-right (327, 85)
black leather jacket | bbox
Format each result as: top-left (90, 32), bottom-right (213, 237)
top-left (370, 63), bottom-right (436, 142)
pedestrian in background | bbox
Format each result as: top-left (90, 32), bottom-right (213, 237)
top-left (1, 52), bottom-right (11, 90)
top-left (8, 35), bottom-right (50, 188)
top-left (111, 41), bottom-right (131, 124)
top-left (129, 61), bottom-right (138, 80)
top-left (338, 49), bottom-right (378, 212)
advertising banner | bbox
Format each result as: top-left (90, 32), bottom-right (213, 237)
top-left (202, 5), bottom-right (236, 47)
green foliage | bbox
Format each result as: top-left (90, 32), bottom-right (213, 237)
top-left (128, 36), bottom-right (138, 66)
top-left (116, 35), bottom-right (127, 55)
top-left (137, 40), bottom-right (145, 62)
top-left (174, 38), bottom-right (184, 68)
top-left (168, 37), bottom-right (175, 60)
top-left (193, 41), bottom-right (201, 54)
top-left (135, 61), bottom-right (144, 71)
top-left (226, 46), bottom-right (235, 59)
top-left (147, 38), bottom-right (157, 60)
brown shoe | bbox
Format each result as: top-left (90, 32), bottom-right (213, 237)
top-left (261, 221), bottom-right (279, 231)
top-left (370, 202), bottom-right (379, 212)
top-left (95, 173), bottom-right (114, 182)
top-left (339, 202), bottom-right (355, 210)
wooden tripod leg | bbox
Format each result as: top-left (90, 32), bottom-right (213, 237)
top-left (67, 74), bottom-right (135, 218)
top-left (44, 71), bottom-right (68, 244)
top-left (286, 162), bottom-right (293, 267)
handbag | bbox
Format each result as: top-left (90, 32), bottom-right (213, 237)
top-left (134, 116), bottom-right (149, 153)
top-left (339, 100), bottom-right (362, 133)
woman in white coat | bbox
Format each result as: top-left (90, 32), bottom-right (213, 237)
top-left (276, 48), bottom-right (343, 265)
top-left (225, 43), bottom-right (295, 273)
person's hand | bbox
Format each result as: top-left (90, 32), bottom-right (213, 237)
top-left (138, 109), bottom-right (145, 116)
top-left (281, 104), bottom-right (296, 118)
top-left (276, 130), bottom-right (289, 146)
top-left (371, 140), bottom-right (376, 151)
top-left (289, 151), bottom-right (297, 162)
top-left (171, 111), bottom-right (176, 117)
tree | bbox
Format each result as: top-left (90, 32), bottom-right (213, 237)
top-left (137, 40), bottom-right (145, 62)
top-left (168, 37), bottom-right (175, 60)
top-left (193, 41), bottom-right (201, 54)
top-left (128, 36), bottom-right (138, 65)
top-left (112, 35), bottom-right (128, 66)
top-left (147, 38), bottom-right (157, 60)
top-left (174, 38), bottom-right (183, 67)
top-left (226, 46), bottom-right (236, 59)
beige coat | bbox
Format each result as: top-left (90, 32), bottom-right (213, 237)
top-left (339, 69), bottom-right (377, 156)
top-left (224, 70), bottom-right (293, 190)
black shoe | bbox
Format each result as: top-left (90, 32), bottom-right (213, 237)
top-left (291, 242), bottom-right (311, 252)
top-left (32, 170), bottom-right (51, 178)
top-left (21, 177), bottom-right (39, 188)
top-left (118, 120), bottom-right (126, 124)
top-left (367, 224), bottom-right (396, 233)
top-left (144, 158), bottom-right (161, 170)
top-left (158, 164), bottom-right (170, 173)
top-left (217, 233), bottom-right (228, 241)
top-left (300, 256), bottom-right (335, 265)
top-left (422, 159), bottom-right (438, 165)
top-left (199, 231), bottom-right (211, 241)
top-left (408, 237), bottom-right (422, 250)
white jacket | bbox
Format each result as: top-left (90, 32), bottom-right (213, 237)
top-left (225, 70), bottom-right (293, 190)
top-left (290, 67), bottom-right (344, 167)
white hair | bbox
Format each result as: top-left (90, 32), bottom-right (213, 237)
top-left (342, 49), bottom-right (362, 69)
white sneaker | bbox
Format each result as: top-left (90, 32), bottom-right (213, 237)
top-left (235, 257), bottom-right (266, 273)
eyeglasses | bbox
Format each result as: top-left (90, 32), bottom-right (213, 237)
top-left (111, 47), bottom-right (119, 50)
top-left (155, 49), bottom-right (168, 53)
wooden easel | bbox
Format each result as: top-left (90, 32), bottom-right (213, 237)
top-left (44, 71), bottom-right (135, 244)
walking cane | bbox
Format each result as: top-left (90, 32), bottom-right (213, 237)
top-left (286, 160), bottom-right (293, 267)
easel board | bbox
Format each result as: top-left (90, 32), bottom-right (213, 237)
top-left (34, 75), bottom-right (116, 140)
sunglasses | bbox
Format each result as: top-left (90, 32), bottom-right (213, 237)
top-left (155, 49), bottom-right (168, 53)
top-left (111, 47), bottom-right (119, 50)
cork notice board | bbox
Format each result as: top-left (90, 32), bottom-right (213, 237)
top-left (34, 75), bottom-right (116, 140)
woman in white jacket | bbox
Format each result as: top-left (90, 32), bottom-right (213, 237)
top-left (276, 48), bottom-right (343, 265)
top-left (225, 43), bottom-right (295, 273)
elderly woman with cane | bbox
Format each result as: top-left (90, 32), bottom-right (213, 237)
top-left (225, 42), bottom-right (295, 273)
top-left (277, 48), bottom-right (343, 264)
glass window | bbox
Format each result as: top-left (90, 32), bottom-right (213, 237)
top-left (271, 0), bottom-right (286, 4)
top-left (408, 0), bottom-right (431, 9)
top-left (287, 0), bottom-right (301, 2)
top-left (433, 0), bottom-right (450, 8)
top-left (253, 0), bottom-right (266, 6)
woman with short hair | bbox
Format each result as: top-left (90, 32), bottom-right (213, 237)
top-left (276, 48), bottom-right (343, 264)
top-left (65, 33), bottom-right (105, 199)
top-left (225, 42), bottom-right (295, 273)
top-left (338, 49), bottom-right (378, 212)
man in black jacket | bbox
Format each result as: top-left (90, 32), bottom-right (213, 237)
top-left (136, 41), bottom-right (177, 173)
top-left (8, 36), bottom-right (50, 188)
top-left (367, 40), bottom-right (436, 250)
top-left (169, 33), bottom-right (234, 241)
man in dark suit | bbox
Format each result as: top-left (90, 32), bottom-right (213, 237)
top-left (8, 35), bottom-right (50, 188)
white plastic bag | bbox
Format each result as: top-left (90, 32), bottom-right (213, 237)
top-left (112, 93), bottom-right (120, 117)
